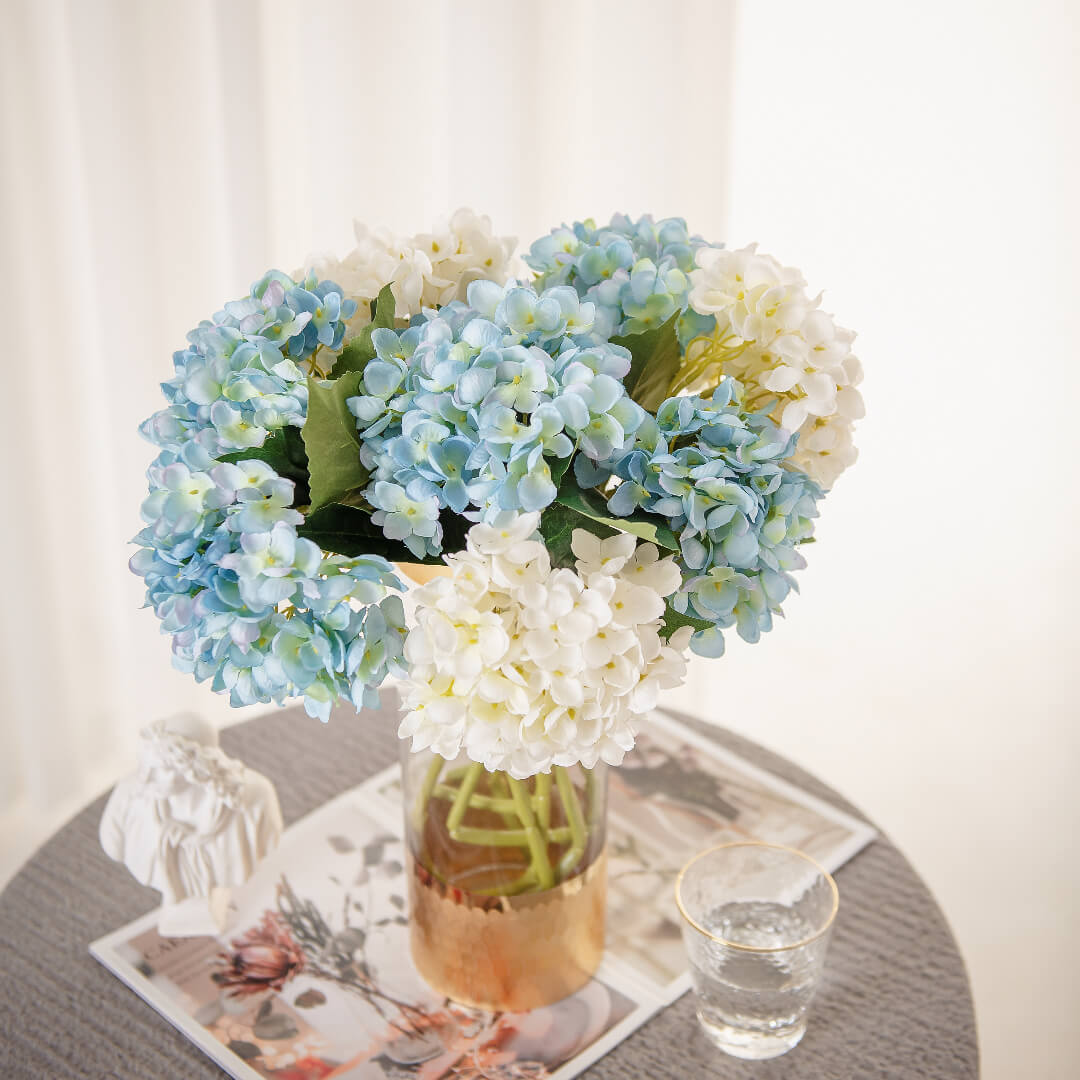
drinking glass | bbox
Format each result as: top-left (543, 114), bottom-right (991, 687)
top-left (675, 842), bottom-right (839, 1060)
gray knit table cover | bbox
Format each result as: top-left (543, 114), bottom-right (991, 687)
top-left (0, 698), bottom-right (979, 1079)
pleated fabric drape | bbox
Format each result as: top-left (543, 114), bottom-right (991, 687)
top-left (0, 0), bottom-right (736, 848)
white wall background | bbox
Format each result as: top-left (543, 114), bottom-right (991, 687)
top-left (1, 2), bottom-right (1077, 1077)
top-left (708, 6), bottom-right (1079, 1077)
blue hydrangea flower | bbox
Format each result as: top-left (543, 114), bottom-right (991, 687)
top-left (139, 270), bottom-right (352, 461)
top-left (219, 523), bottom-right (323, 609)
top-left (347, 280), bottom-right (647, 548)
top-left (347, 595), bottom-right (408, 711)
top-left (368, 480), bottom-right (443, 558)
top-left (584, 380), bottom-right (821, 656)
top-left (132, 269), bottom-right (409, 716)
top-left (212, 461), bottom-right (304, 534)
top-left (526, 213), bottom-right (719, 346)
top-left (131, 498), bottom-right (404, 716)
top-left (135, 297), bottom-right (403, 724)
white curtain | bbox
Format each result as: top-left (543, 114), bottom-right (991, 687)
top-left (0, 0), bottom-right (736, 840)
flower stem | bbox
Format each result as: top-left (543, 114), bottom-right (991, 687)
top-left (669, 331), bottom-right (749, 396)
top-left (446, 762), bottom-right (483, 836)
top-left (534, 771), bottom-right (552, 833)
top-left (447, 825), bottom-right (532, 847)
top-left (473, 865), bottom-right (538, 897)
top-left (507, 776), bottom-right (554, 890)
top-left (490, 771), bottom-right (520, 828)
top-left (433, 784), bottom-right (516, 815)
top-left (554, 766), bottom-right (587, 879)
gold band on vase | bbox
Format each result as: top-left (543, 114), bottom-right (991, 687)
top-left (406, 849), bottom-right (607, 1012)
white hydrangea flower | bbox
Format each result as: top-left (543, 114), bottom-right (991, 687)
top-left (571, 530), bottom-right (636, 578)
top-left (690, 246), bottom-right (811, 341)
top-left (686, 244), bottom-right (865, 489)
top-left (299, 208), bottom-right (517, 340)
top-left (467, 512), bottom-right (543, 557)
top-left (398, 513), bottom-right (691, 777)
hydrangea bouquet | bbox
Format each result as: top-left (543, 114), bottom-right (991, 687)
top-left (133, 211), bottom-right (862, 970)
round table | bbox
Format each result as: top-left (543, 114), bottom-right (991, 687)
top-left (0, 699), bottom-right (978, 1079)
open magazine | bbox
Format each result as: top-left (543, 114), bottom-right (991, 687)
top-left (92, 711), bottom-right (875, 1080)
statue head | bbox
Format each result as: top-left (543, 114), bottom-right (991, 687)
top-left (136, 713), bottom-right (243, 805)
top-left (156, 711), bottom-right (219, 749)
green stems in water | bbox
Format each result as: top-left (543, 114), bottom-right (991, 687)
top-left (507, 776), bottom-right (554, 890)
top-left (415, 758), bottom-right (593, 895)
top-left (554, 766), bottom-right (587, 879)
top-left (446, 763), bottom-right (483, 834)
top-left (534, 771), bottom-right (552, 831)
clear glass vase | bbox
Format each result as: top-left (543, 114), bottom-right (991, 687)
top-left (400, 744), bottom-right (608, 1011)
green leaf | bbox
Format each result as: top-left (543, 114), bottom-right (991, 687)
top-left (298, 503), bottom-right (409, 561)
top-left (659, 601), bottom-right (712, 639)
top-left (218, 426), bottom-right (310, 504)
top-left (537, 473), bottom-right (678, 569)
top-left (335, 485), bottom-right (371, 509)
top-left (297, 502), bottom-right (457, 564)
top-left (330, 284), bottom-right (396, 378)
top-left (302, 372), bottom-right (369, 513)
top-left (281, 423), bottom-right (309, 469)
top-left (611, 311), bottom-right (682, 411)
top-left (539, 500), bottom-right (616, 569)
top-left (549, 453), bottom-right (573, 490)
top-left (438, 509), bottom-right (470, 555)
top-left (554, 482), bottom-right (679, 551)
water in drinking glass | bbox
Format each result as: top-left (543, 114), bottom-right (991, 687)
top-left (676, 845), bottom-right (838, 1060)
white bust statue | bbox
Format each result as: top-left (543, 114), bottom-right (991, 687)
top-left (100, 712), bottom-right (283, 936)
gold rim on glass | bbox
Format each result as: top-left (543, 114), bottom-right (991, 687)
top-left (674, 840), bottom-right (840, 953)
